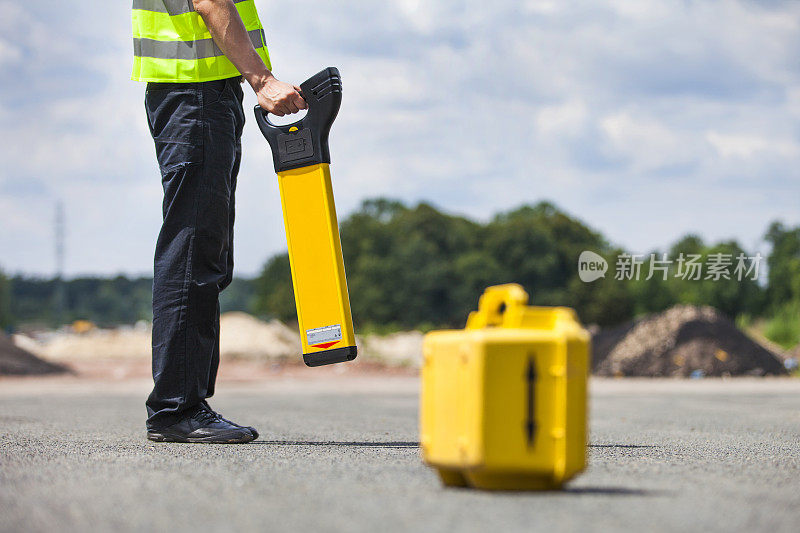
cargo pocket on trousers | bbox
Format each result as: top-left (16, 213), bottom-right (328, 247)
top-left (155, 141), bottom-right (204, 175)
top-left (146, 87), bottom-right (204, 171)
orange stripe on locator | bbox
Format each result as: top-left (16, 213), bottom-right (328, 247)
top-left (312, 341), bottom-right (339, 349)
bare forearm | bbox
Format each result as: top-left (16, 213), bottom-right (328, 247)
top-left (192, 0), bottom-right (306, 114)
top-left (192, 0), bottom-right (271, 87)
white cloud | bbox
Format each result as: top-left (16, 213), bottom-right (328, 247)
top-left (706, 131), bottom-right (800, 159)
top-left (600, 111), bottom-right (701, 172)
top-left (0, 0), bottom-right (798, 276)
top-left (0, 40), bottom-right (21, 66)
top-left (536, 100), bottom-right (588, 137)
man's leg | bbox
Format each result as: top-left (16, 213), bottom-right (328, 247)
top-left (206, 80), bottom-right (244, 399)
top-left (145, 78), bottom-right (245, 430)
top-left (200, 107), bottom-right (259, 437)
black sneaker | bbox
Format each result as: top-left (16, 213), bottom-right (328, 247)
top-left (147, 407), bottom-right (255, 443)
top-left (201, 400), bottom-right (259, 440)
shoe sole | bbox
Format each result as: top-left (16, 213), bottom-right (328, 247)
top-left (147, 430), bottom-right (255, 444)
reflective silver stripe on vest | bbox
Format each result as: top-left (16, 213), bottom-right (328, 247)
top-left (133, 28), bottom-right (265, 60)
top-left (132, 0), bottom-right (248, 16)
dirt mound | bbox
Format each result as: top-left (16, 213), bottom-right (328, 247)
top-left (19, 313), bottom-right (303, 362)
top-left (25, 324), bottom-right (152, 361)
top-left (0, 333), bottom-right (69, 376)
top-left (358, 331), bottom-right (424, 367)
top-left (593, 305), bottom-right (787, 377)
top-left (219, 312), bottom-right (301, 360)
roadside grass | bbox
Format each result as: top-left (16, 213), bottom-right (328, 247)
top-left (763, 302), bottom-right (800, 351)
top-left (738, 307), bottom-right (799, 377)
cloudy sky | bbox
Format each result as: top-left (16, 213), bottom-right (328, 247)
top-left (0, 0), bottom-right (798, 277)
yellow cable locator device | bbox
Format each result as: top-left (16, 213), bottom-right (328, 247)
top-left (254, 67), bottom-right (356, 367)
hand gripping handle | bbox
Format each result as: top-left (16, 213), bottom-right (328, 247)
top-left (254, 67), bottom-right (342, 172)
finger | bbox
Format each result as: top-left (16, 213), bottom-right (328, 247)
top-left (292, 87), bottom-right (308, 109)
top-left (293, 93), bottom-right (307, 109)
top-left (272, 107), bottom-right (285, 117)
top-left (259, 99), bottom-right (275, 113)
top-left (280, 94), bottom-right (298, 113)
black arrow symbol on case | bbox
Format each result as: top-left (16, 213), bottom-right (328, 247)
top-left (525, 357), bottom-right (537, 446)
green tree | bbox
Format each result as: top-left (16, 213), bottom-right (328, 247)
top-left (9, 275), bottom-right (154, 327)
top-left (220, 278), bottom-right (258, 314)
top-left (253, 254), bottom-right (296, 322)
top-left (342, 201), bottom-right (484, 327)
top-left (254, 198), bottom-right (636, 329)
top-left (567, 246), bottom-right (635, 327)
top-left (484, 202), bottom-right (630, 325)
top-left (765, 221), bottom-right (800, 310)
top-left (628, 236), bottom-right (765, 319)
top-left (251, 197), bottom-right (782, 331)
top-left (0, 267), bottom-right (11, 329)
top-left (762, 222), bottom-right (800, 348)
top-left (665, 234), bottom-right (706, 305)
top-left (700, 241), bottom-right (764, 317)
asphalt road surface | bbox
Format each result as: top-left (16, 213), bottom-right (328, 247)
top-left (1, 377), bottom-right (799, 532)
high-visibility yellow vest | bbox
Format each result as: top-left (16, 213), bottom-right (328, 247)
top-left (131, 0), bottom-right (271, 83)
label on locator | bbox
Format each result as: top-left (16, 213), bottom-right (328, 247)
top-left (306, 324), bottom-right (343, 347)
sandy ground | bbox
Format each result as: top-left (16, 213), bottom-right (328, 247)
top-left (1, 375), bottom-right (799, 532)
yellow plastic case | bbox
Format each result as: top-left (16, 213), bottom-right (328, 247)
top-left (420, 284), bottom-right (590, 490)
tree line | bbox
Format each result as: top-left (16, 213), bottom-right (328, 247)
top-left (0, 275), bottom-right (255, 330)
top-left (255, 199), bottom-right (798, 335)
top-left (2, 199), bottom-right (798, 346)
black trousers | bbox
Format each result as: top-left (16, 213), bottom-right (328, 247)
top-left (144, 77), bottom-right (245, 429)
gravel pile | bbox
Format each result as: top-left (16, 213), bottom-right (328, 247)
top-left (0, 332), bottom-right (69, 376)
top-left (593, 305), bottom-right (787, 377)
